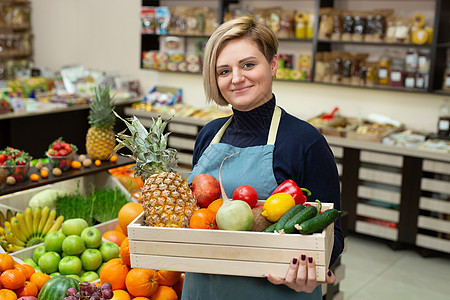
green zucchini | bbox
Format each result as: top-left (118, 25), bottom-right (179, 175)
top-left (275, 204), bottom-right (305, 232)
top-left (296, 209), bottom-right (341, 234)
top-left (283, 201), bottom-right (320, 233)
top-left (264, 222), bottom-right (278, 233)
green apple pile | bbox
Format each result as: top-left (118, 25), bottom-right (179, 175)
top-left (24, 218), bottom-right (121, 282)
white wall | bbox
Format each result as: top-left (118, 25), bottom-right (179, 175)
top-left (31, 0), bottom-right (446, 132)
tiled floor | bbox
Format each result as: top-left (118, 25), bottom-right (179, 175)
top-left (339, 234), bottom-right (450, 300)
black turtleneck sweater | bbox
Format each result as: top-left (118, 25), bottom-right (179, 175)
top-left (191, 95), bottom-right (344, 267)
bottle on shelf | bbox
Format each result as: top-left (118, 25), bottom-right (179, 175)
top-left (437, 99), bottom-right (450, 137)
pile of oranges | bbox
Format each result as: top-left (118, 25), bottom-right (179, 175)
top-left (99, 202), bottom-right (182, 300)
top-left (0, 252), bottom-right (51, 300)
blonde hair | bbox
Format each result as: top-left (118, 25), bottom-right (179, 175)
top-left (203, 15), bottom-right (279, 106)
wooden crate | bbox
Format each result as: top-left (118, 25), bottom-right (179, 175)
top-left (321, 117), bottom-right (358, 137)
top-left (127, 202), bottom-right (334, 282)
top-left (346, 121), bottom-right (403, 143)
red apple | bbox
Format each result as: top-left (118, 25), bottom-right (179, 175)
top-left (232, 185), bottom-right (258, 208)
top-left (191, 174), bottom-right (221, 208)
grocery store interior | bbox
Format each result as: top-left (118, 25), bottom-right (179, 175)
top-left (1, 0), bottom-right (450, 300)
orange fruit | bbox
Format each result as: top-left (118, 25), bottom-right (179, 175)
top-left (30, 272), bottom-right (50, 291)
top-left (207, 198), bottom-right (223, 214)
top-left (41, 170), bottom-right (49, 178)
top-left (95, 160), bottom-right (102, 166)
top-left (71, 160), bottom-right (82, 169)
top-left (111, 289), bottom-right (132, 300)
top-left (118, 202), bottom-right (143, 235)
top-left (21, 264), bottom-right (35, 280)
top-left (149, 286), bottom-right (178, 300)
top-left (115, 223), bottom-right (125, 234)
top-left (30, 174), bottom-right (39, 181)
top-left (0, 289), bottom-right (17, 300)
top-left (0, 254), bottom-right (15, 272)
top-left (100, 258), bottom-right (130, 290)
top-left (133, 297), bottom-right (150, 300)
top-left (15, 280), bottom-right (38, 297)
top-left (110, 155), bottom-right (118, 162)
top-left (13, 264), bottom-right (29, 280)
top-left (0, 269), bottom-right (26, 290)
top-left (172, 273), bottom-right (184, 298)
top-left (189, 208), bottom-right (217, 229)
top-left (120, 237), bottom-right (131, 267)
top-left (103, 230), bottom-right (127, 247)
top-left (157, 270), bottom-right (182, 286)
top-left (125, 268), bottom-right (159, 298)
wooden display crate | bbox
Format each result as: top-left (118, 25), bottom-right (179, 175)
top-left (128, 202), bottom-right (334, 282)
top-left (321, 117), bottom-right (358, 137)
top-left (346, 121), bottom-right (403, 143)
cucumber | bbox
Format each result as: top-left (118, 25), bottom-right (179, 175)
top-left (275, 204), bottom-right (305, 232)
top-left (264, 222), bottom-right (278, 233)
top-left (296, 209), bottom-right (341, 234)
top-left (283, 203), bottom-right (319, 233)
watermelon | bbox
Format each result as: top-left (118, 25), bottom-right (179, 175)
top-left (38, 275), bottom-right (79, 300)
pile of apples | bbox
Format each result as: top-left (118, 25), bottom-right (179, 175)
top-left (28, 218), bottom-right (120, 282)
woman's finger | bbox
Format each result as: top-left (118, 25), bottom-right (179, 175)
top-left (284, 257), bottom-right (300, 283)
top-left (326, 269), bottom-right (336, 284)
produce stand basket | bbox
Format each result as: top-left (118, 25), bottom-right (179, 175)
top-left (127, 202), bottom-right (334, 282)
top-left (321, 117), bottom-right (359, 137)
top-left (346, 120), bottom-right (404, 142)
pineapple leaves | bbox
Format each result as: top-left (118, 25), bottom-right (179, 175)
top-left (111, 111), bottom-right (178, 178)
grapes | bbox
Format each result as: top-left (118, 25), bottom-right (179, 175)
top-left (65, 281), bottom-right (115, 300)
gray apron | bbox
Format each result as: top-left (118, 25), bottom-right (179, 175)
top-left (184, 105), bottom-right (322, 299)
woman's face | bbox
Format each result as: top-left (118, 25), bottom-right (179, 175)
top-left (215, 37), bottom-right (277, 111)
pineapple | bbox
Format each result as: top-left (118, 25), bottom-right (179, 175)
top-left (112, 112), bottom-right (198, 228)
top-left (86, 85), bottom-right (116, 160)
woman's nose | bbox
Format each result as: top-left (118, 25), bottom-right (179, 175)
top-left (231, 70), bottom-right (244, 84)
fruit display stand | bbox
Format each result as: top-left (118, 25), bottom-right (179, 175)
top-left (128, 202), bottom-right (334, 282)
top-left (0, 156), bottom-right (133, 260)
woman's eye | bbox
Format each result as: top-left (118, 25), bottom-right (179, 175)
top-left (243, 62), bottom-right (255, 69)
top-left (218, 69), bottom-right (230, 76)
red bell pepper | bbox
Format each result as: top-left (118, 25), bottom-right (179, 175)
top-left (271, 179), bottom-right (311, 205)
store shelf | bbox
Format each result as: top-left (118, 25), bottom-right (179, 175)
top-left (0, 155), bottom-right (134, 197)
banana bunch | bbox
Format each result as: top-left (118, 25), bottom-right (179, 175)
top-left (0, 206), bottom-right (65, 253)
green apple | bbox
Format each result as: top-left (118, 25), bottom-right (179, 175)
top-left (61, 218), bottom-right (89, 236)
top-left (80, 248), bottom-right (103, 271)
top-left (24, 258), bottom-right (38, 268)
top-left (80, 271), bottom-right (99, 282)
top-left (49, 272), bottom-right (61, 278)
top-left (58, 255), bottom-right (83, 275)
top-left (38, 251), bottom-right (61, 274)
top-left (99, 241), bottom-right (120, 262)
top-left (33, 245), bottom-right (46, 264)
top-left (66, 274), bottom-right (81, 281)
top-left (80, 227), bottom-right (102, 249)
top-left (62, 235), bottom-right (86, 256)
top-left (34, 266), bottom-right (42, 273)
top-left (44, 231), bottom-right (66, 253)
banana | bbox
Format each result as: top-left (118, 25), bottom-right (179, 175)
top-left (24, 207), bottom-right (34, 235)
top-left (38, 206), bottom-right (50, 234)
top-left (4, 231), bottom-right (25, 247)
top-left (16, 212), bottom-right (31, 239)
top-left (0, 226), bottom-right (4, 236)
top-left (6, 209), bottom-right (14, 222)
top-left (10, 217), bottom-right (27, 243)
top-left (47, 215), bottom-right (64, 234)
top-left (6, 243), bottom-right (24, 253)
top-left (41, 209), bottom-right (57, 235)
top-left (3, 221), bottom-right (11, 231)
top-left (32, 207), bottom-right (41, 235)
top-left (0, 211), bottom-right (6, 225)
top-left (0, 239), bottom-right (8, 251)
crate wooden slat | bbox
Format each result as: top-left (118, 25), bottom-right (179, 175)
top-left (358, 167), bottom-right (402, 186)
top-left (128, 203), bottom-right (335, 282)
top-left (417, 216), bottom-right (450, 234)
top-left (416, 234), bottom-right (450, 254)
top-left (421, 178), bottom-right (450, 194)
top-left (419, 197), bottom-right (450, 214)
top-left (355, 220), bottom-right (398, 241)
top-left (357, 186), bottom-right (401, 205)
top-left (359, 151), bottom-right (403, 167)
top-left (422, 159), bottom-right (450, 175)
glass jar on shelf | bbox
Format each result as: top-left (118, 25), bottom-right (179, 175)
top-left (378, 54), bottom-right (391, 85)
top-left (389, 57), bottom-right (405, 87)
top-left (438, 99), bottom-right (450, 137)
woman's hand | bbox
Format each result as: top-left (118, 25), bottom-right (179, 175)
top-left (265, 254), bottom-right (335, 293)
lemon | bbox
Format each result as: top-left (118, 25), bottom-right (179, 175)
top-left (261, 193), bottom-right (296, 222)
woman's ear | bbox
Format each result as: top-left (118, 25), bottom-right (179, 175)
top-left (271, 55), bottom-right (278, 77)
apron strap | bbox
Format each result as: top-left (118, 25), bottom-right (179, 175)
top-left (210, 105), bottom-right (282, 146)
top-left (267, 105), bottom-right (281, 145)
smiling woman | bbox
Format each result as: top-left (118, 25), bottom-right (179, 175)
top-left (185, 15), bottom-right (344, 300)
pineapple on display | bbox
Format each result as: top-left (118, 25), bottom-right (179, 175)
top-left (86, 85), bottom-right (116, 160)
top-left (112, 112), bottom-right (198, 228)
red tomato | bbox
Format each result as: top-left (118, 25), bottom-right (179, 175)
top-left (0, 153), bottom-right (6, 164)
top-left (232, 185), bottom-right (258, 208)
